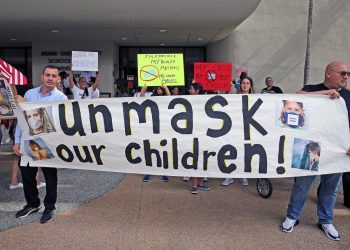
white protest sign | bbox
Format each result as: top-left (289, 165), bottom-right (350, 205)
top-left (16, 94), bottom-right (350, 178)
top-left (71, 51), bottom-right (98, 72)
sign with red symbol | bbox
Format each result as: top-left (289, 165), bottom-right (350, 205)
top-left (194, 62), bottom-right (232, 91)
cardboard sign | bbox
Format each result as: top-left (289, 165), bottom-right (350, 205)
top-left (72, 51), bottom-right (98, 72)
top-left (194, 63), bottom-right (232, 91)
top-left (235, 68), bottom-right (248, 77)
top-left (137, 54), bottom-right (185, 86)
top-left (0, 78), bottom-right (16, 119)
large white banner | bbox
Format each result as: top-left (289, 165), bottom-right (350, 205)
top-left (16, 94), bottom-right (350, 178)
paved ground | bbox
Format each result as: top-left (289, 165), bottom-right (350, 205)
top-left (0, 144), bottom-right (125, 231)
top-left (0, 143), bottom-right (349, 249)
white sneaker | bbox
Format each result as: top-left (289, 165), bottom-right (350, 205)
top-left (9, 182), bottom-right (23, 190)
top-left (317, 223), bottom-right (341, 241)
top-left (221, 178), bottom-right (234, 186)
top-left (241, 178), bottom-right (249, 186)
top-left (37, 182), bottom-right (46, 189)
top-left (281, 217), bottom-right (299, 233)
top-left (182, 176), bottom-right (190, 182)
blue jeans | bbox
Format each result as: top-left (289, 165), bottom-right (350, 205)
top-left (287, 173), bottom-right (342, 224)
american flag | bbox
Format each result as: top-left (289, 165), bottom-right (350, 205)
top-left (0, 58), bottom-right (27, 85)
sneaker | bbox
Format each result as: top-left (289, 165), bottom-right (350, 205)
top-left (37, 182), bottom-right (46, 189)
top-left (160, 176), bottom-right (169, 182)
top-left (281, 217), bottom-right (299, 233)
top-left (317, 223), bottom-right (341, 241)
top-left (9, 182), bottom-right (23, 190)
top-left (190, 187), bottom-right (198, 194)
top-left (143, 175), bottom-right (152, 182)
top-left (16, 205), bottom-right (41, 219)
top-left (203, 177), bottom-right (208, 182)
top-left (40, 209), bottom-right (54, 224)
top-left (183, 176), bottom-right (190, 182)
top-left (241, 178), bottom-right (249, 186)
top-left (197, 183), bottom-right (211, 191)
top-left (222, 178), bottom-right (234, 186)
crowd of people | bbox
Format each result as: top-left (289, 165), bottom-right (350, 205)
top-left (0, 60), bottom-right (349, 242)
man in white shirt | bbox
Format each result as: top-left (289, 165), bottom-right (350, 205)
top-left (69, 71), bottom-right (100, 99)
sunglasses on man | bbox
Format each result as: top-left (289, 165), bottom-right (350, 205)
top-left (330, 70), bottom-right (350, 77)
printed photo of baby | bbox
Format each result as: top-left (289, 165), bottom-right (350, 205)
top-left (24, 106), bottom-right (56, 136)
top-left (24, 138), bottom-right (54, 161)
top-left (291, 138), bottom-right (320, 171)
top-left (276, 100), bottom-right (308, 130)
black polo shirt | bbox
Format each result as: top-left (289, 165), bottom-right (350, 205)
top-left (261, 86), bottom-right (283, 94)
top-left (302, 83), bottom-right (350, 127)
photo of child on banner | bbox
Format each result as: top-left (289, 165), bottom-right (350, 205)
top-left (24, 138), bottom-right (54, 161)
top-left (15, 93), bottom-right (350, 178)
top-left (24, 107), bottom-right (56, 136)
top-left (292, 138), bottom-right (321, 171)
top-left (276, 100), bottom-right (307, 130)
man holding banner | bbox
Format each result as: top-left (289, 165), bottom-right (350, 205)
top-left (13, 65), bottom-right (68, 224)
top-left (281, 61), bottom-right (350, 241)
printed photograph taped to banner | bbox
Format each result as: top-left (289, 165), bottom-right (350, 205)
top-left (0, 79), bottom-right (14, 118)
top-left (24, 138), bottom-right (54, 161)
top-left (292, 138), bottom-right (321, 171)
top-left (24, 106), bottom-right (56, 136)
top-left (276, 100), bottom-right (308, 130)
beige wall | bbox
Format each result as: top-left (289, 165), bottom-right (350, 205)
top-left (207, 0), bottom-right (350, 93)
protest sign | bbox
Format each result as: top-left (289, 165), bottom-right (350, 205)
top-left (194, 62), bottom-right (232, 91)
top-left (16, 94), bottom-right (350, 178)
top-left (235, 68), bottom-right (248, 77)
top-left (72, 51), bottom-right (98, 72)
top-left (0, 78), bottom-right (16, 119)
top-left (137, 54), bottom-right (184, 86)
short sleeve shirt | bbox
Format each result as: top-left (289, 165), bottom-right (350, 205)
top-left (261, 86), bottom-right (283, 94)
top-left (302, 83), bottom-right (350, 127)
top-left (71, 84), bottom-right (99, 99)
top-left (15, 86), bottom-right (68, 143)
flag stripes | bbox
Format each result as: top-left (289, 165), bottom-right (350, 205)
top-left (0, 58), bottom-right (27, 85)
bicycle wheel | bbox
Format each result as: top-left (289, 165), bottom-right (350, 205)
top-left (256, 178), bottom-right (273, 198)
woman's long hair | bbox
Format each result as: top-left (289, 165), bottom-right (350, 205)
top-left (238, 76), bottom-right (255, 94)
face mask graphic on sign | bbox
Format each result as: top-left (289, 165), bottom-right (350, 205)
top-left (27, 116), bottom-right (43, 130)
top-left (283, 112), bottom-right (302, 128)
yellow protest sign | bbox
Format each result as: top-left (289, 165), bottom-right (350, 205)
top-left (137, 54), bottom-right (185, 86)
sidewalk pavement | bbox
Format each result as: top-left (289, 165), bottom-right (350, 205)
top-left (1, 144), bottom-right (349, 249)
top-left (0, 143), bottom-right (125, 231)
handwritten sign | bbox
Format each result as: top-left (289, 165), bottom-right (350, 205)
top-left (72, 51), bottom-right (98, 72)
top-left (137, 54), bottom-right (184, 86)
top-left (16, 94), bottom-right (350, 178)
top-left (194, 63), bottom-right (232, 91)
